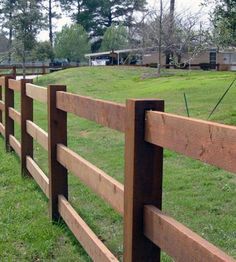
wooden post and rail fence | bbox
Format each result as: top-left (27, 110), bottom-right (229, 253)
top-left (0, 75), bottom-right (235, 261)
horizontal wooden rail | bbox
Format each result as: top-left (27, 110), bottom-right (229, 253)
top-left (0, 123), bottom-right (5, 137)
top-left (9, 107), bottom-right (21, 125)
top-left (9, 135), bottom-right (21, 158)
top-left (57, 144), bottom-right (124, 215)
top-left (26, 156), bottom-right (49, 198)
top-left (143, 205), bottom-right (235, 262)
top-left (56, 92), bottom-right (125, 132)
top-left (145, 111), bottom-right (236, 173)
top-left (26, 120), bottom-right (48, 151)
top-left (58, 195), bottom-right (118, 262)
top-left (26, 83), bottom-right (47, 103)
top-left (0, 101), bottom-right (4, 111)
top-left (8, 79), bottom-right (21, 92)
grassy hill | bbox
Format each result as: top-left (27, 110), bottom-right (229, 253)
top-left (1, 66), bottom-right (236, 261)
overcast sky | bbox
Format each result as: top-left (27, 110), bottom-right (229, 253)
top-left (38, 0), bottom-right (210, 41)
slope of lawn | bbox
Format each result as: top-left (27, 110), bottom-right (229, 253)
top-left (2, 66), bottom-right (236, 261)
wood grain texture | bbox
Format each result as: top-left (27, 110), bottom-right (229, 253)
top-left (0, 122), bottom-right (5, 137)
top-left (21, 79), bottom-right (33, 177)
top-left (9, 107), bottom-right (21, 125)
top-left (48, 85), bottom-right (67, 221)
top-left (26, 156), bottom-right (49, 198)
top-left (145, 111), bottom-right (236, 173)
top-left (8, 79), bottom-right (21, 92)
top-left (0, 101), bottom-right (5, 111)
top-left (56, 91), bottom-right (125, 132)
top-left (26, 83), bottom-right (47, 103)
top-left (57, 144), bottom-right (124, 215)
top-left (9, 134), bottom-right (21, 158)
top-left (26, 120), bottom-right (48, 151)
top-left (4, 76), bottom-right (15, 151)
top-left (0, 76), bottom-right (5, 87)
top-left (0, 83), bottom-right (2, 123)
top-left (58, 195), bottom-right (118, 262)
top-left (124, 99), bottom-right (164, 262)
top-left (144, 205), bottom-right (235, 262)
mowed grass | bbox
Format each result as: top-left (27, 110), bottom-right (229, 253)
top-left (1, 66), bottom-right (236, 261)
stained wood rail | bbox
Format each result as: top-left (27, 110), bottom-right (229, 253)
top-left (26, 83), bottom-right (47, 103)
top-left (143, 205), bottom-right (235, 262)
top-left (0, 76), bottom-right (234, 262)
top-left (58, 195), bottom-right (118, 262)
top-left (9, 107), bottom-right (21, 125)
top-left (8, 79), bottom-right (21, 92)
top-left (145, 111), bottom-right (236, 174)
top-left (26, 156), bottom-right (49, 198)
top-left (0, 123), bottom-right (5, 137)
top-left (57, 144), bottom-right (124, 215)
top-left (56, 91), bottom-right (126, 132)
top-left (9, 135), bottom-right (21, 158)
top-left (0, 101), bottom-right (4, 111)
top-left (26, 120), bottom-right (48, 151)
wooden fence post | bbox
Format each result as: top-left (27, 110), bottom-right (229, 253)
top-left (124, 99), bottom-right (164, 262)
top-left (0, 82), bottom-right (2, 124)
top-left (21, 79), bottom-right (33, 176)
top-left (4, 75), bottom-right (15, 151)
top-left (48, 85), bottom-right (68, 221)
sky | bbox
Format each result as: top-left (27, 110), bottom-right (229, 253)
top-left (38, 0), bottom-right (211, 41)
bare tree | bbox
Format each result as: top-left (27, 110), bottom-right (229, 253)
top-left (129, 4), bottom-right (210, 72)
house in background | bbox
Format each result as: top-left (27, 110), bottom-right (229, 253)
top-left (85, 47), bottom-right (236, 71)
top-left (143, 47), bottom-right (236, 71)
top-left (85, 49), bottom-right (142, 66)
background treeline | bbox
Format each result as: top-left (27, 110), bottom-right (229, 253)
top-left (0, 0), bottom-right (235, 65)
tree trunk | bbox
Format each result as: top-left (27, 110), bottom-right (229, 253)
top-left (22, 49), bottom-right (26, 80)
top-left (158, 0), bottom-right (163, 76)
top-left (49, 0), bottom-right (53, 47)
top-left (8, 27), bottom-right (13, 65)
top-left (76, 0), bottom-right (81, 24)
top-left (8, 2), bottom-right (13, 65)
top-left (170, 0), bottom-right (175, 21)
top-left (166, 0), bottom-right (175, 67)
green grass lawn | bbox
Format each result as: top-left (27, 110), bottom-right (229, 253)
top-left (1, 66), bottom-right (236, 261)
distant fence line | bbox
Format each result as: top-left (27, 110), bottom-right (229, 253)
top-left (0, 75), bottom-right (235, 261)
top-left (0, 65), bottom-right (80, 76)
top-left (0, 64), bottom-right (236, 76)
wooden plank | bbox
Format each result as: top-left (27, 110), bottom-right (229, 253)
top-left (0, 76), bottom-right (5, 87)
top-left (48, 85), bottom-right (67, 221)
top-left (9, 135), bottom-right (21, 158)
top-left (0, 84), bottom-right (2, 122)
top-left (124, 99), bottom-right (164, 262)
top-left (26, 120), bottom-right (48, 151)
top-left (26, 156), bottom-right (49, 198)
top-left (56, 91), bottom-right (125, 132)
top-left (26, 83), bottom-right (47, 103)
top-left (0, 122), bottom-right (5, 137)
top-left (4, 76), bottom-right (15, 151)
top-left (58, 195), bottom-right (118, 262)
top-left (8, 79), bottom-right (21, 92)
top-left (144, 205), bottom-right (235, 262)
top-left (21, 79), bottom-right (33, 177)
top-left (57, 144), bottom-right (124, 215)
top-left (145, 111), bottom-right (236, 174)
top-left (9, 107), bottom-right (21, 125)
top-left (0, 101), bottom-right (5, 111)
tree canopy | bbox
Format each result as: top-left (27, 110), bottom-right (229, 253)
top-left (100, 24), bottom-right (129, 51)
top-left (206, 0), bottom-right (236, 46)
top-left (54, 24), bottom-right (90, 61)
top-left (60, 0), bottom-right (147, 38)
